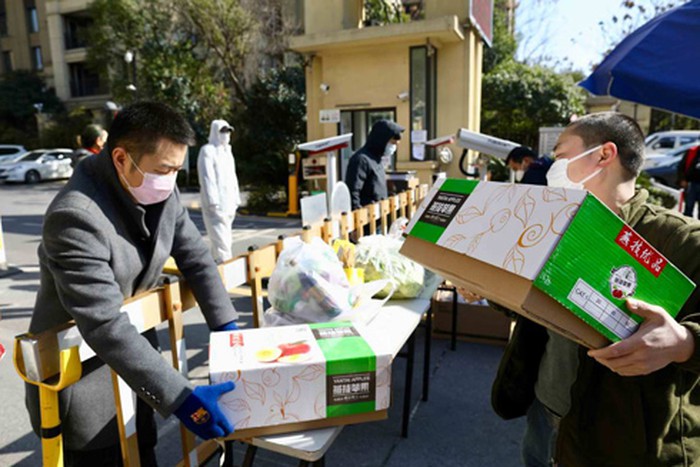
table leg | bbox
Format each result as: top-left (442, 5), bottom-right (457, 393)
top-left (451, 287), bottom-right (458, 351)
top-left (242, 444), bottom-right (257, 467)
top-left (222, 440), bottom-right (237, 467)
top-left (401, 331), bottom-right (416, 438)
top-left (422, 304), bottom-right (432, 402)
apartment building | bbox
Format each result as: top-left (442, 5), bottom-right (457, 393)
top-left (0, 0), bottom-right (108, 115)
top-left (290, 0), bottom-right (492, 182)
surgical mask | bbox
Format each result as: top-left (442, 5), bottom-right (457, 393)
top-left (384, 143), bottom-right (397, 157)
top-left (514, 169), bottom-right (525, 182)
top-left (121, 153), bottom-right (177, 205)
top-left (546, 144), bottom-right (603, 190)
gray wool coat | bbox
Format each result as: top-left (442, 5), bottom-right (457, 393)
top-left (25, 152), bottom-right (238, 450)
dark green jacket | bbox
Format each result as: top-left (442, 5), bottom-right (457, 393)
top-left (492, 189), bottom-right (700, 466)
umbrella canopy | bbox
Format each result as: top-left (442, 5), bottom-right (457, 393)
top-left (579, 0), bottom-right (700, 119)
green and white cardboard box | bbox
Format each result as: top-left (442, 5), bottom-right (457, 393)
top-left (403, 178), bottom-right (695, 344)
top-left (210, 321), bottom-right (391, 433)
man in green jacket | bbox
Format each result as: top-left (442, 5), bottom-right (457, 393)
top-left (492, 112), bottom-right (700, 466)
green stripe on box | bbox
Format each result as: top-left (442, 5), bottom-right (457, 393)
top-left (327, 401), bottom-right (376, 418)
top-left (310, 323), bottom-right (378, 418)
top-left (409, 220), bottom-right (448, 244)
top-left (534, 195), bottom-right (695, 342)
top-left (440, 179), bottom-right (479, 195)
top-left (316, 336), bottom-right (376, 375)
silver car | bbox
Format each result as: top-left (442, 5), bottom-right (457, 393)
top-left (0, 149), bottom-right (74, 183)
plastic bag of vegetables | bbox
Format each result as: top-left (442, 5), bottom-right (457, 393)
top-left (265, 237), bottom-right (353, 326)
top-left (355, 234), bottom-right (424, 299)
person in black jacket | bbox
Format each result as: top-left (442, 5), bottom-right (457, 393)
top-left (505, 145), bottom-right (553, 185)
top-left (345, 119), bottom-right (404, 210)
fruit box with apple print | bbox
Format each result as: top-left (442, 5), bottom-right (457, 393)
top-left (209, 321), bottom-right (391, 437)
top-left (401, 179), bottom-right (695, 347)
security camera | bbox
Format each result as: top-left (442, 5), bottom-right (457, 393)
top-left (397, 91), bottom-right (409, 101)
top-left (297, 133), bottom-right (353, 154)
top-left (456, 128), bottom-right (520, 159)
top-left (319, 83), bottom-right (330, 93)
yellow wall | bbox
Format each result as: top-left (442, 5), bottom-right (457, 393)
top-left (297, 0), bottom-right (485, 185)
top-left (304, 0), bottom-right (362, 34)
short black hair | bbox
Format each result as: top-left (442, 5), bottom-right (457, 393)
top-left (566, 112), bottom-right (645, 177)
top-left (81, 124), bottom-right (104, 149)
top-left (106, 101), bottom-right (195, 162)
top-left (505, 146), bottom-right (537, 164)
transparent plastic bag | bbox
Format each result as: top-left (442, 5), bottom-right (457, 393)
top-left (355, 234), bottom-right (424, 299)
top-left (265, 237), bottom-right (353, 326)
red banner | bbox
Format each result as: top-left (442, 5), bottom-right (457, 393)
top-left (615, 226), bottom-right (667, 277)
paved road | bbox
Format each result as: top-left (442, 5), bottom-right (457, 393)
top-left (0, 181), bottom-right (525, 467)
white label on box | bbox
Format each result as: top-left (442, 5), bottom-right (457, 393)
top-left (567, 279), bottom-right (637, 340)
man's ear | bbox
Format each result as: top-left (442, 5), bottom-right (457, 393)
top-left (599, 142), bottom-right (618, 167)
top-left (112, 147), bottom-right (128, 173)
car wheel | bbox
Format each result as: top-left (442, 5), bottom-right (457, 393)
top-left (24, 170), bottom-right (40, 184)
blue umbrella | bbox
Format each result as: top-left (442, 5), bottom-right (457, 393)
top-left (580, 0), bottom-right (700, 119)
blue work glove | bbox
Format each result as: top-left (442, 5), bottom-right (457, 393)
top-left (215, 320), bottom-right (239, 332)
top-left (173, 382), bottom-right (235, 439)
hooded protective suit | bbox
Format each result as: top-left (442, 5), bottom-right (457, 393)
top-left (198, 120), bottom-right (241, 262)
top-left (345, 119), bottom-right (404, 210)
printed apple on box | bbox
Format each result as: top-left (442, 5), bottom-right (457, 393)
top-left (209, 322), bottom-right (391, 435)
top-left (401, 179), bottom-right (695, 347)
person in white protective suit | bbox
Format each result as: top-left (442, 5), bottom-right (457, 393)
top-left (198, 120), bottom-right (241, 262)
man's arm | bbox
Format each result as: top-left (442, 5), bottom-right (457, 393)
top-left (588, 298), bottom-right (695, 376)
top-left (345, 154), bottom-right (367, 210)
top-left (43, 208), bottom-right (193, 415)
top-left (170, 195), bottom-right (238, 329)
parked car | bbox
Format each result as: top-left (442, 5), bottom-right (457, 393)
top-left (645, 130), bottom-right (700, 156)
top-left (0, 149), bottom-right (74, 183)
top-left (643, 142), bottom-right (700, 189)
top-left (0, 144), bottom-right (27, 163)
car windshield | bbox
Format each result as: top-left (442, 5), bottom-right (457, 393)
top-left (15, 151), bottom-right (45, 162)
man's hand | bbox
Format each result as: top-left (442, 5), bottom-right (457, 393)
top-left (173, 382), bottom-right (235, 439)
top-left (587, 298), bottom-right (695, 376)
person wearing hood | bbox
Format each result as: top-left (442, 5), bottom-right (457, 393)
top-left (345, 119), bottom-right (405, 210)
top-left (198, 120), bottom-right (241, 263)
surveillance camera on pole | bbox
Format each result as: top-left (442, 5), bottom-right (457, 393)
top-left (456, 128), bottom-right (520, 159)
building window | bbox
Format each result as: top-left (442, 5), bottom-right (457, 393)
top-left (338, 108), bottom-right (397, 176)
top-left (0, 0), bottom-right (7, 37)
top-left (31, 46), bottom-right (42, 70)
top-left (27, 7), bottom-right (39, 33)
top-left (409, 45), bottom-right (437, 161)
top-left (2, 51), bottom-right (12, 73)
top-left (69, 63), bottom-right (107, 97)
top-left (64, 13), bottom-right (93, 50)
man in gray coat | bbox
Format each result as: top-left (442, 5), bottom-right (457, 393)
top-left (26, 102), bottom-right (239, 466)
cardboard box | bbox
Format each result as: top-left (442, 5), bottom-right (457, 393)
top-left (210, 322), bottom-right (391, 439)
top-left (431, 291), bottom-right (511, 343)
top-left (401, 179), bottom-right (695, 348)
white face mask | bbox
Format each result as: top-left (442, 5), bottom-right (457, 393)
top-left (514, 169), bottom-right (525, 182)
top-left (384, 143), bottom-right (397, 157)
top-left (121, 153), bottom-right (177, 205)
top-left (546, 144), bottom-right (603, 190)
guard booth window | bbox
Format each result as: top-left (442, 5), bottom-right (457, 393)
top-left (338, 108), bottom-right (396, 180)
top-left (410, 45), bottom-right (437, 161)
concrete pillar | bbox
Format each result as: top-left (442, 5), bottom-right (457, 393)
top-left (45, 1), bottom-right (70, 100)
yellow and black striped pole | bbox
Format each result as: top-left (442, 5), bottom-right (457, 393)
top-left (14, 337), bottom-right (81, 466)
